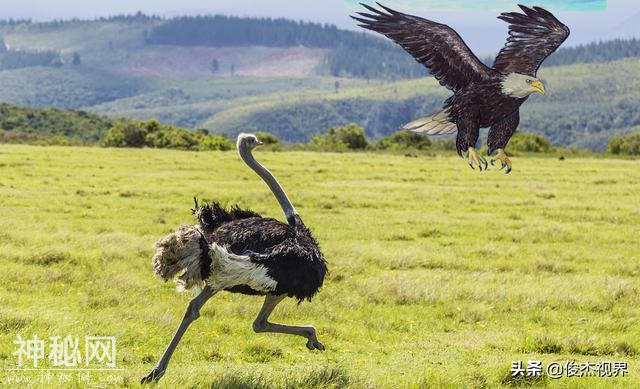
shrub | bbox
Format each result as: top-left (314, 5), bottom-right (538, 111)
top-left (310, 123), bottom-right (368, 151)
top-left (432, 138), bottom-right (456, 151)
top-left (102, 119), bottom-right (233, 151)
top-left (200, 135), bottom-right (233, 151)
top-left (102, 121), bottom-right (147, 147)
top-left (254, 131), bottom-right (279, 145)
top-left (608, 131), bottom-right (640, 155)
top-left (375, 131), bottom-right (432, 150)
top-left (508, 132), bottom-right (552, 153)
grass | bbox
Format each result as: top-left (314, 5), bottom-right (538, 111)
top-left (0, 144), bottom-right (638, 388)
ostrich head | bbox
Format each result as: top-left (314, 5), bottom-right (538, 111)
top-left (236, 133), bottom-right (264, 153)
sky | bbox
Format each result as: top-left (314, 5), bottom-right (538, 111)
top-left (0, 0), bottom-right (638, 53)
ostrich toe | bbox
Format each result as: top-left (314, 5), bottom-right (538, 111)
top-left (141, 366), bottom-right (166, 384)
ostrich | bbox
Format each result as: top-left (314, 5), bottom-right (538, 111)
top-left (141, 133), bottom-right (328, 384)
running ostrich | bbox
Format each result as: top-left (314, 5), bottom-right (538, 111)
top-left (141, 133), bottom-right (328, 384)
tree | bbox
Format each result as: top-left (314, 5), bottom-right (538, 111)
top-left (608, 131), bottom-right (640, 156)
top-left (209, 59), bottom-right (219, 74)
top-left (254, 131), bottom-right (279, 145)
top-left (375, 131), bottom-right (431, 150)
top-left (102, 122), bottom-right (148, 147)
top-left (311, 123), bottom-right (368, 150)
top-left (508, 132), bottom-right (552, 153)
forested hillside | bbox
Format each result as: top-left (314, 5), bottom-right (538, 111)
top-left (146, 15), bottom-right (356, 48)
top-left (196, 60), bottom-right (640, 151)
top-left (145, 15), bottom-right (427, 79)
top-left (544, 38), bottom-right (640, 66)
top-left (144, 15), bottom-right (640, 79)
top-left (0, 38), bottom-right (61, 70)
top-left (1, 14), bottom-right (639, 80)
top-left (0, 103), bottom-right (115, 143)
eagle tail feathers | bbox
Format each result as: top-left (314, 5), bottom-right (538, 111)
top-left (403, 108), bottom-right (457, 135)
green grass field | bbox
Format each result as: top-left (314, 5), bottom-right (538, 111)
top-left (0, 145), bottom-right (638, 388)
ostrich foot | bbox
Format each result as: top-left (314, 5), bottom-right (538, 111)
top-left (490, 148), bottom-right (513, 174)
top-left (305, 328), bottom-right (324, 351)
top-left (306, 337), bottom-right (325, 351)
top-left (141, 365), bottom-right (166, 384)
top-left (466, 147), bottom-right (488, 171)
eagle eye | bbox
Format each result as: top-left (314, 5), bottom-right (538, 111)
top-left (526, 79), bottom-right (533, 84)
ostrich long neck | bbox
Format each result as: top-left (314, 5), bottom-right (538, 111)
top-left (239, 146), bottom-right (298, 225)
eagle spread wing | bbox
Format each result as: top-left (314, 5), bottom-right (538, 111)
top-left (493, 5), bottom-right (570, 76)
top-left (352, 2), bottom-right (493, 92)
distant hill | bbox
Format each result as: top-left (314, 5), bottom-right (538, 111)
top-left (0, 103), bottom-right (115, 143)
top-left (145, 15), bottom-right (427, 79)
top-left (0, 14), bottom-right (639, 81)
top-left (192, 59), bottom-right (640, 152)
top-left (544, 38), bottom-right (640, 66)
top-left (144, 15), bottom-right (640, 78)
top-left (0, 14), bottom-right (639, 150)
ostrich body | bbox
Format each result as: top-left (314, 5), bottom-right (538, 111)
top-left (141, 134), bottom-right (327, 384)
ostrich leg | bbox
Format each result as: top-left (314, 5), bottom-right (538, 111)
top-left (252, 294), bottom-right (324, 350)
top-left (141, 286), bottom-right (217, 384)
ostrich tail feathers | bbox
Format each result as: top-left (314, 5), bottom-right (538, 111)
top-left (192, 198), bottom-right (261, 232)
top-left (152, 225), bottom-right (210, 291)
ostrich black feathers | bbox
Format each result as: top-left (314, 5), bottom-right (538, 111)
top-left (190, 198), bottom-right (327, 302)
top-left (208, 217), bottom-right (327, 302)
top-left (192, 197), bottom-right (261, 232)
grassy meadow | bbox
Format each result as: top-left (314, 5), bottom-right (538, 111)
top-left (0, 145), bottom-right (639, 388)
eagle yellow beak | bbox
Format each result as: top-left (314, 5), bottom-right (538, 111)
top-left (531, 80), bottom-right (545, 95)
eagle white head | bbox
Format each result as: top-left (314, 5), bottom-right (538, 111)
top-left (501, 73), bottom-right (546, 98)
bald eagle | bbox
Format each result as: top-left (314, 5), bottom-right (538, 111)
top-left (352, 3), bottom-right (569, 173)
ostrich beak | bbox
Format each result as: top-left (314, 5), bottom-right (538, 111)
top-left (256, 139), bottom-right (264, 145)
top-left (531, 80), bottom-right (545, 95)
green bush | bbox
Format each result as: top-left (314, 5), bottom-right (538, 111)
top-left (310, 123), bottom-right (368, 151)
top-left (608, 131), bottom-right (640, 156)
top-left (254, 131), bottom-right (279, 145)
top-left (508, 132), bottom-right (552, 153)
top-left (102, 121), bottom-right (148, 147)
top-left (375, 131), bottom-right (431, 151)
top-left (432, 139), bottom-right (456, 151)
top-left (102, 119), bottom-right (232, 151)
top-left (200, 135), bottom-right (233, 151)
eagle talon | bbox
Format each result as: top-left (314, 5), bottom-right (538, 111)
top-left (466, 147), bottom-right (487, 171)
top-left (490, 149), bottom-right (512, 174)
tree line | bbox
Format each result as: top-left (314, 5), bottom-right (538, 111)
top-left (146, 15), bottom-right (373, 49)
top-left (544, 38), bottom-right (640, 66)
top-left (144, 14), bottom-right (427, 79)
top-left (0, 103), bottom-right (115, 144)
top-left (0, 38), bottom-right (62, 70)
top-left (145, 15), bottom-right (640, 79)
